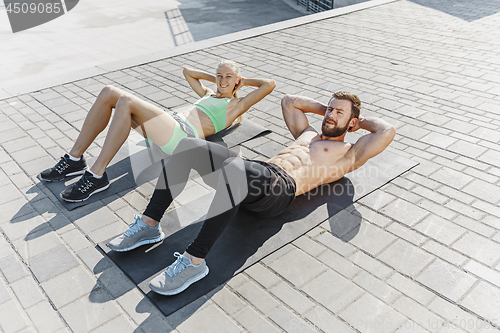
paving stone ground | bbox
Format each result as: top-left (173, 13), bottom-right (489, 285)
top-left (1, 0), bottom-right (500, 332)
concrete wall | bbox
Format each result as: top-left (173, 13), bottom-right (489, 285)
top-left (334, 0), bottom-right (371, 8)
top-left (297, 0), bottom-right (371, 12)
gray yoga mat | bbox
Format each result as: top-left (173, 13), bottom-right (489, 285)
top-left (39, 120), bottom-right (270, 210)
top-left (98, 150), bottom-right (418, 317)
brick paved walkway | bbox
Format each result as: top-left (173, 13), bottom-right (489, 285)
top-left (1, 0), bottom-right (500, 332)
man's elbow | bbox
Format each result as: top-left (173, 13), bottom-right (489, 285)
top-left (379, 125), bottom-right (396, 150)
top-left (281, 94), bottom-right (291, 108)
top-left (281, 94), bottom-right (297, 113)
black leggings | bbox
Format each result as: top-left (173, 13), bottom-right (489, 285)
top-left (143, 138), bottom-right (271, 258)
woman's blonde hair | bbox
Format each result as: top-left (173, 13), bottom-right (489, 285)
top-left (217, 59), bottom-right (243, 125)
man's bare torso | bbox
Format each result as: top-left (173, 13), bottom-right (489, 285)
top-left (267, 128), bottom-right (354, 196)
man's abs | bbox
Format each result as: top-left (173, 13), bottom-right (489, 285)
top-left (268, 137), bottom-right (352, 195)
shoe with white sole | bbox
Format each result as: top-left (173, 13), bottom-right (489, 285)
top-left (60, 170), bottom-right (110, 202)
top-left (40, 154), bottom-right (87, 182)
top-left (149, 252), bottom-right (209, 296)
top-left (107, 215), bottom-right (165, 252)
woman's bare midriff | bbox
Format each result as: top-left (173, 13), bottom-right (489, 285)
top-left (181, 106), bottom-right (215, 138)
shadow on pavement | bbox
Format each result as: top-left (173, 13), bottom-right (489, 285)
top-left (11, 184), bottom-right (74, 241)
top-left (409, 0), bottom-right (500, 21)
top-left (165, 8), bottom-right (195, 47)
top-left (176, 0), bottom-right (308, 41)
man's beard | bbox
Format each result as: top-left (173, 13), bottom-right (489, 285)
top-left (321, 119), bottom-right (350, 137)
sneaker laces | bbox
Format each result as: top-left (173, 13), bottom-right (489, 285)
top-left (55, 156), bottom-right (70, 174)
top-left (73, 173), bottom-right (94, 193)
top-left (166, 252), bottom-right (190, 277)
top-left (124, 215), bottom-right (147, 237)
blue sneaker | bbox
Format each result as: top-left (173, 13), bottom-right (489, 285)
top-left (107, 215), bottom-right (165, 252)
top-left (149, 252), bottom-right (209, 296)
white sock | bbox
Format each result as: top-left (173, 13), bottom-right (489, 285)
top-left (67, 153), bottom-right (81, 161)
top-left (88, 170), bottom-right (103, 179)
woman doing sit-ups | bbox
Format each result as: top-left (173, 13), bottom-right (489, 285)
top-left (39, 60), bottom-right (276, 202)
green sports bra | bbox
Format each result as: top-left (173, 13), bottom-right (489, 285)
top-left (194, 94), bottom-right (231, 133)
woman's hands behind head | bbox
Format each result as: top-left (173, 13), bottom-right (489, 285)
top-left (233, 76), bottom-right (246, 94)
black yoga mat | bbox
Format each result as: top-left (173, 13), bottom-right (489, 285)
top-left (98, 150), bottom-right (418, 316)
top-left (39, 120), bottom-right (270, 210)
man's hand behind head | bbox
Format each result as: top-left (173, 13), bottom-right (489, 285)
top-left (347, 116), bottom-right (363, 132)
top-left (344, 116), bottom-right (396, 170)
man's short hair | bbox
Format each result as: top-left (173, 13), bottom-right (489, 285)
top-left (331, 91), bottom-right (361, 119)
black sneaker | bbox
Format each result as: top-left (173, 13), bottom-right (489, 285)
top-left (40, 154), bottom-right (87, 182)
top-left (60, 171), bottom-right (110, 202)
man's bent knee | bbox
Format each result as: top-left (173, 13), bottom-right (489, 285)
top-left (221, 157), bottom-right (239, 168)
top-left (221, 157), bottom-right (248, 205)
top-left (222, 158), bottom-right (247, 184)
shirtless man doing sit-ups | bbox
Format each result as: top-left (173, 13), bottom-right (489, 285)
top-left (107, 91), bottom-right (396, 296)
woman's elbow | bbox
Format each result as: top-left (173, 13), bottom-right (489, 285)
top-left (269, 79), bottom-right (277, 90)
top-left (266, 80), bottom-right (276, 95)
top-left (388, 124), bottom-right (396, 137)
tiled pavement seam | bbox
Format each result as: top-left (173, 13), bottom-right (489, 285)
top-left (1, 0), bottom-right (500, 332)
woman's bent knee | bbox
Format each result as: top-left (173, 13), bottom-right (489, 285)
top-left (115, 95), bottom-right (133, 112)
top-left (99, 85), bottom-right (121, 101)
